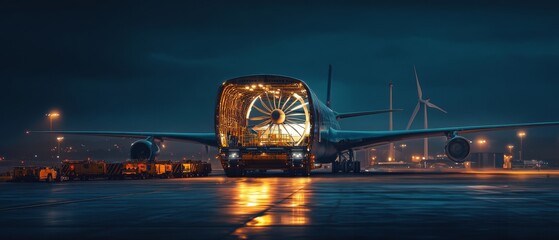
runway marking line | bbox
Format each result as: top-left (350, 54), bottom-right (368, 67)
top-left (0, 191), bottom-right (159, 212)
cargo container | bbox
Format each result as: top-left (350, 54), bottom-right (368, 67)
top-left (61, 160), bottom-right (106, 180)
top-left (11, 166), bottom-right (57, 182)
top-left (106, 163), bottom-right (123, 179)
top-left (147, 161), bottom-right (173, 178)
top-left (172, 161), bottom-right (211, 177)
top-left (122, 161), bottom-right (148, 179)
top-left (9, 159), bottom-right (210, 182)
top-left (121, 160), bottom-right (174, 179)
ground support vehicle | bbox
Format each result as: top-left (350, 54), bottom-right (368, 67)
top-left (172, 161), bottom-right (211, 177)
top-left (11, 166), bottom-right (57, 182)
top-left (61, 160), bottom-right (106, 180)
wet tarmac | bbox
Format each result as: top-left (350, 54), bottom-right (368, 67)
top-left (2, 171), bottom-right (559, 239)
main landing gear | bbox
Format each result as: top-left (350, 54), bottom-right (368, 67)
top-left (224, 167), bottom-right (246, 177)
top-left (224, 162), bottom-right (312, 177)
top-left (332, 150), bottom-right (361, 173)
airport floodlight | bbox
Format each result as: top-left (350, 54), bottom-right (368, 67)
top-left (518, 131), bottom-right (526, 160)
top-left (507, 145), bottom-right (514, 156)
top-left (56, 136), bottom-right (64, 156)
top-left (46, 111), bottom-right (61, 131)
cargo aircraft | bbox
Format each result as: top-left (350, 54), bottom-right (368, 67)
top-left (32, 71), bottom-right (559, 176)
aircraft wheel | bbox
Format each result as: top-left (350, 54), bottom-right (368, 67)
top-left (225, 168), bottom-right (243, 177)
top-left (304, 165), bottom-right (311, 176)
top-left (343, 160), bottom-right (349, 173)
top-left (353, 161), bottom-right (361, 173)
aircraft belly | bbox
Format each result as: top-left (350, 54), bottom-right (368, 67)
top-left (312, 142), bottom-right (337, 164)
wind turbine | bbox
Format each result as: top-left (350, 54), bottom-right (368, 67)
top-left (406, 66), bottom-right (447, 160)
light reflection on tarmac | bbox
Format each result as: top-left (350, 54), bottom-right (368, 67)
top-left (2, 172), bottom-right (559, 239)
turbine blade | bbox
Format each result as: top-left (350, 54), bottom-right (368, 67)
top-left (284, 98), bottom-right (299, 112)
top-left (287, 113), bottom-right (306, 116)
top-left (406, 101), bottom-right (421, 130)
top-left (249, 116), bottom-right (269, 121)
top-left (262, 123), bottom-right (273, 136)
top-left (286, 102), bottom-right (308, 114)
top-left (264, 92), bottom-right (274, 110)
top-left (287, 117), bottom-right (306, 122)
top-left (268, 124), bottom-right (277, 142)
top-left (253, 105), bottom-right (270, 115)
top-left (425, 101), bottom-right (447, 113)
top-left (285, 121), bottom-right (303, 137)
top-left (414, 65), bottom-right (423, 99)
top-left (253, 119), bottom-right (271, 129)
top-left (272, 124), bottom-right (278, 137)
top-left (281, 124), bottom-right (296, 144)
top-left (258, 96), bottom-right (272, 112)
top-left (281, 96), bottom-right (291, 110)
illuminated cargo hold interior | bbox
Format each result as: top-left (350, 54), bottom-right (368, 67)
top-left (217, 76), bottom-right (314, 149)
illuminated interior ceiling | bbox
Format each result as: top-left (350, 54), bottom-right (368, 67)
top-left (218, 78), bottom-right (312, 148)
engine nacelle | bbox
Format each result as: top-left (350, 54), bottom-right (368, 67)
top-left (444, 136), bottom-right (470, 163)
top-left (130, 140), bottom-right (160, 161)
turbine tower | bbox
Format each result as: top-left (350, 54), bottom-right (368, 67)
top-left (388, 81), bottom-right (394, 161)
top-left (406, 66), bottom-right (447, 160)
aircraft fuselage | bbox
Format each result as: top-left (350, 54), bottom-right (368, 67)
top-left (215, 75), bottom-right (341, 175)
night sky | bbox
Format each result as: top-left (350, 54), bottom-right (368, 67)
top-left (2, 0), bottom-right (559, 162)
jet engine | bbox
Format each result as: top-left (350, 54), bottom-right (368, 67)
top-left (130, 139), bottom-right (160, 161)
top-left (444, 136), bottom-right (470, 163)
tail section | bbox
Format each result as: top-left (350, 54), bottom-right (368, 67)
top-left (326, 64), bottom-right (400, 119)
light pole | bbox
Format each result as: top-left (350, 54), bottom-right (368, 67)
top-left (368, 148), bottom-right (376, 166)
top-left (399, 144), bottom-right (407, 162)
top-left (476, 139), bottom-right (487, 152)
top-left (507, 145), bottom-right (514, 158)
top-left (518, 131), bottom-right (526, 161)
top-left (388, 81), bottom-right (394, 162)
top-left (46, 112), bottom-right (60, 131)
top-left (56, 136), bottom-right (64, 158)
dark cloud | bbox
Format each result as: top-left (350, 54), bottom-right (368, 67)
top-left (1, 0), bottom-right (559, 160)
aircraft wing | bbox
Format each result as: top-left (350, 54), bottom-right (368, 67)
top-left (30, 131), bottom-right (218, 147)
top-left (331, 121), bottom-right (559, 150)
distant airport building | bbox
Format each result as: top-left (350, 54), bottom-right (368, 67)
top-left (468, 152), bottom-right (505, 169)
top-left (511, 159), bottom-right (547, 169)
top-left (419, 158), bottom-right (464, 169)
top-left (373, 161), bottom-right (412, 169)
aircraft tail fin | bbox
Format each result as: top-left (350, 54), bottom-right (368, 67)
top-left (336, 109), bottom-right (402, 120)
